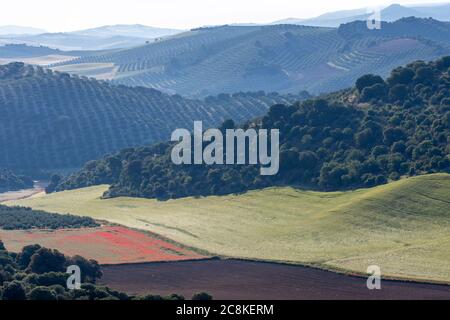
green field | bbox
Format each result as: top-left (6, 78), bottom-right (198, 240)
top-left (7, 174), bottom-right (450, 283)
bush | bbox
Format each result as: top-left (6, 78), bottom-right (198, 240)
top-left (383, 127), bottom-right (406, 145)
top-left (28, 248), bottom-right (66, 274)
top-left (165, 294), bottom-right (185, 301)
top-left (17, 244), bottom-right (42, 269)
top-left (28, 287), bottom-right (57, 300)
top-left (25, 272), bottom-right (68, 287)
top-left (0, 169), bottom-right (33, 192)
top-left (356, 74), bottom-right (385, 93)
top-left (66, 255), bottom-right (102, 283)
top-left (192, 292), bottom-right (213, 300)
top-left (2, 281), bottom-right (26, 300)
top-left (139, 295), bottom-right (164, 301)
top-left (387, 67), bottom-right (415, 85)
top-left (45, 174), bottom-right (62, 194)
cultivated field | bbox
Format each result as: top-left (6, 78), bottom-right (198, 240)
top-left (8, 174), bottom-right (450, 283)
top-left (0, 225), bottom-right (205, 264)
top-left (51, 62), bottom-right (118, 80)
top-left (100, 259), bottom-right (450, 300)
top-left (52, 20), bottom-right (450, 96)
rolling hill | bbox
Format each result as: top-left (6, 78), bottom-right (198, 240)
top-left (56, 56), bottom-right (450, 199)
top-left (0, 24), bottom-right (183, 51)
top-left (50, 17), bottom-right (450, 97)
top-left (0, 44), bottom-right (113, 67)
top-left (0, 44), bottom-right (82, 66)
top-left (0, 62), bottom-right (308, 171)
top-left (8, 174), bottom-right (450, 283)
top-left (0, 33), bottom-right (149, 51)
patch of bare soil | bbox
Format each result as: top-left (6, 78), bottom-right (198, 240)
top-left (100, 259), bottom-right (450, 300)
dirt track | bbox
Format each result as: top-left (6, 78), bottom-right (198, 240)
top-left (0, 181), bottom-right (47, 203)
top-left (100, 259), bottom-right (450, 300)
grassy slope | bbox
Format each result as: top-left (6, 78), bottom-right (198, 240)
top-left (7, 174), bottom-right (450, 283)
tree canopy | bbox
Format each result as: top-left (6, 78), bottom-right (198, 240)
top-left (0, 205), bottom-right (99, 230)
top-left (0, 243), bottom-right (199, 300)
top-left (0, 169), bottom-right (33, 193)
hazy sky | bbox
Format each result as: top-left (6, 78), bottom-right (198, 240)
top-left (0, 0), bottom-right (443, 32)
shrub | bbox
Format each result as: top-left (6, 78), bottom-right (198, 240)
top-left (356, 74), bottom-right (385, 93)
top-left (28, 287), bottom-right (57, 300)
top-left (389, 84), bottom-right (409, 102)
top-left (28, 248), bottom-right (66, 274)
top-left (360, 83), bottom-right (387, 102)
top-left (192, 292), bottom-right (213, 300)
top-left (1, 281), bottom-right (26, 300)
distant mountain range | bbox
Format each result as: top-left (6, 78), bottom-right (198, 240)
top-left (47, 17), bottom-right (450, 97)
top-left (1, 3), bottom-right (449, 50)
top-left (71, 24), bottom-right (181, 39)
top-left (0, 24), bottom-right (183, 50)
top-left (0, 26), bottom-right (47, 36)
top-left (274, 3), bottom-right (450, 27)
